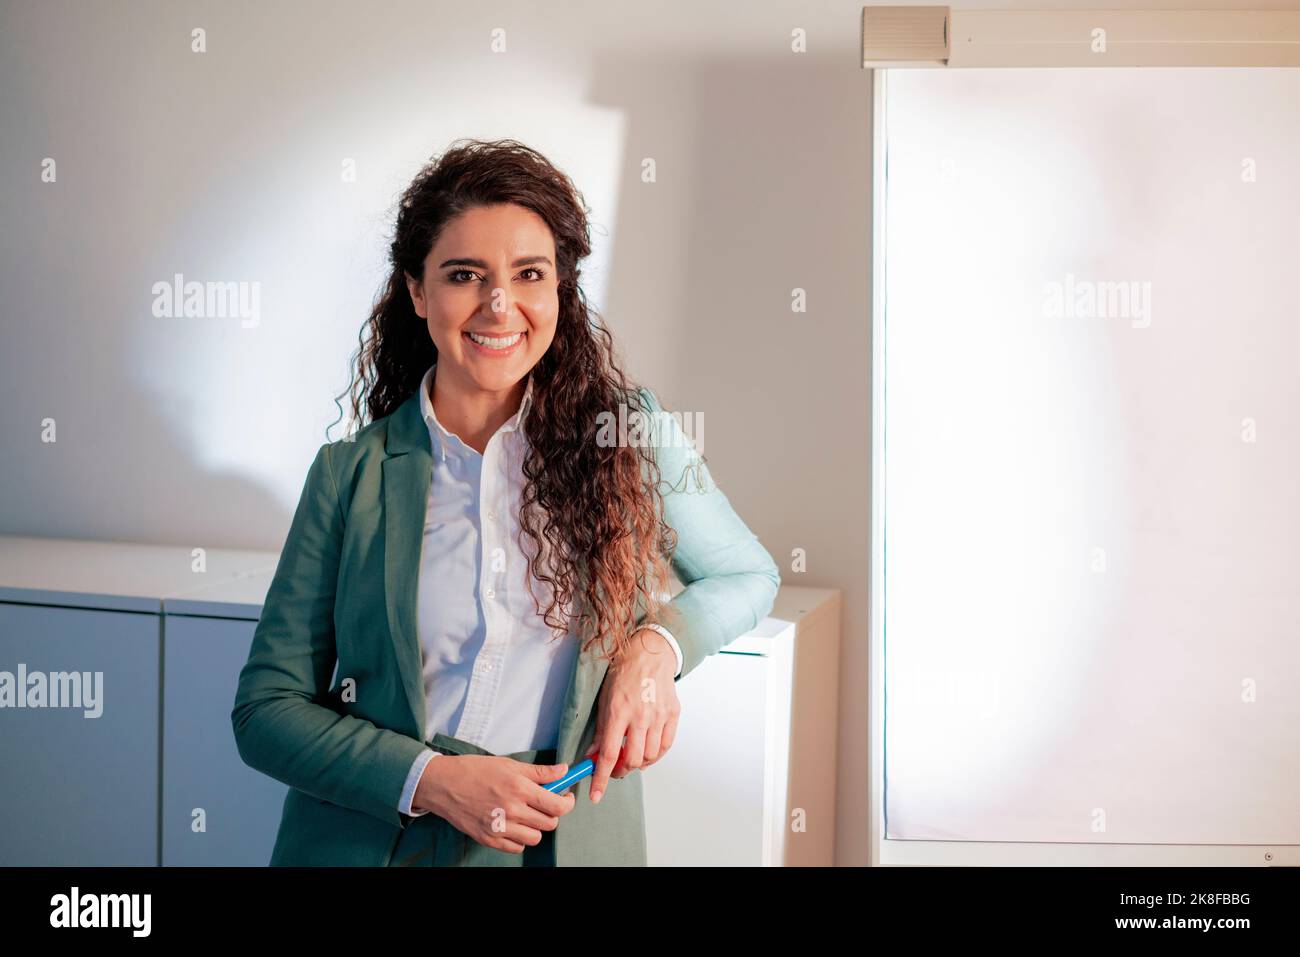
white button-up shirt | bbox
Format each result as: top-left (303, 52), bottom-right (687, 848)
top-left (398, 362), bottom-right (681, 817)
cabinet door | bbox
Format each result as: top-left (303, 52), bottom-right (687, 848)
top-left (0, 602), bottom-right (158, 865)
top-left (643, 651), bottom-right (769, 865)
top-left (162, 614), bottom-right (287, 865)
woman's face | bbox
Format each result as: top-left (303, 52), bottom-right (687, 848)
top-left (406, 202), bottom-right (560, 397)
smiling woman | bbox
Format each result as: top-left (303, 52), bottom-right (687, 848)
top-left (231, 138), bottom-right (780, 867)
top-left (405, 201), bottom-right (560, 442)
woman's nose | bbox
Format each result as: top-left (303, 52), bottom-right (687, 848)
top-left (482, 283), bottom-right (516, 318)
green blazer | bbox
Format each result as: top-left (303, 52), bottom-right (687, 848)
top-left (231, 384), bottom-right (780, 866)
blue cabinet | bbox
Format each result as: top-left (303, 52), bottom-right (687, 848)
top-left (162, 612), bottom-right (286, 865)
top-left (0, 601), bottom-right (159, 865)
top-left (0, 536), bottom-right (283, 866)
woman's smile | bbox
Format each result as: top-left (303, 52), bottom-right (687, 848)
top-left (463, 329), bottom-right (527, 356)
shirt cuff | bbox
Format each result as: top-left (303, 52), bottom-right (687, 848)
top-left (398, 748), bottom-right (440, 817)
top-left (638, 623), bottom-right (683, 678)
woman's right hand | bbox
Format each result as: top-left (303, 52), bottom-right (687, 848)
top-left (412, 755), bottom-right (577, 853)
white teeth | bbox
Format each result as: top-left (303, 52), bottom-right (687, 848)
top-left (467, 331), bottom-right (523, 349)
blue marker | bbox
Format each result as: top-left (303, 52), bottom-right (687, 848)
top-left (543, 746), bottom-right (626, 793)
top-left (543, 758), bottom-right (595, 794)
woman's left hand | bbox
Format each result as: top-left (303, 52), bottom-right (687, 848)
top-left (586, 628), bottom-right (681, 804)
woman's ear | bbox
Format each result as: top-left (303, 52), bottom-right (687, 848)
top-left (404, 271), bottom-right (426, 319)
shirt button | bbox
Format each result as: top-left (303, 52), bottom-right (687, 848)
top-left (484, 587), bottom-right (495, 599)
top-left (487, 509), bottom-right (497, 522)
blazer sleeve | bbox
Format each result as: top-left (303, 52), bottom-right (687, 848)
top-left (636, 387), bottom-right (782, 681)
top-left (230, 442), bottom-right (429, 830)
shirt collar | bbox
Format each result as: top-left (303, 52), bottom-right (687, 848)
top-left (417, 362), bottom-right (535, 462)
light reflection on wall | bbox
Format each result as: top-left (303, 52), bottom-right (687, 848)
top-left (130, 58), bottom-right (625, 513)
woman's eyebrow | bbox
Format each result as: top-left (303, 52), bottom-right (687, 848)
top-left (438, 256), bottom-right (554, 269)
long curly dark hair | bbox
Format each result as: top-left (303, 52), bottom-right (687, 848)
top-left (333, 138), bottom-right (690, 665)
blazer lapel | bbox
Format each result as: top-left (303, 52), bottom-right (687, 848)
top-left (555, 581), bottom-right (650, 762)
top-left (556, 641), bottom-right (607, 764)
top-left (554, 561), bottom-right (661, 762)
top-left (382, 391), bottom-right (435, 739)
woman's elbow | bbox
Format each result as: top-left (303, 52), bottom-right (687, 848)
top-left (765, 552), bottom-right (782, 601)
top-left (750, 543), bottom-right (782, 619)
top-left (230, 691), bottom-right (267, 770)
top-left (229, 678), bottom-right (292, 770)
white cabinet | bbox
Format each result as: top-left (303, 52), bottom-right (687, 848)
top-left (643, 587), bottom-right (841, 866)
